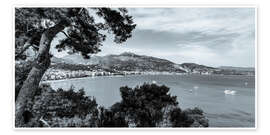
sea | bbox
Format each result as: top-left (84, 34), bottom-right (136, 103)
top-left (44, 74), bottom-right (255, 127)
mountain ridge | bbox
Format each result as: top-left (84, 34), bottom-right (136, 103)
top-left (51, 52), bottom-right (254, 75)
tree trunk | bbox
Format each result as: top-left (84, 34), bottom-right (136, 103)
top-left (15, 20), bottom-right (69, 127)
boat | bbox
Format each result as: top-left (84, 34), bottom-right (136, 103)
top-left (224, 90), bottom-right (237, 95)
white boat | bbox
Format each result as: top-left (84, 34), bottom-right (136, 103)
top-left (224, 90), bottom-right (237, 95)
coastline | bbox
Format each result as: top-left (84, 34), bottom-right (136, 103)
top-left (41, 73), bottom-right (255, 83)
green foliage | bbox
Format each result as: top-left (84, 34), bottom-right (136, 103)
top-left (114, 83), bottom-right (178, 127)
top-left (25, 84), bottom-right (99, 127)
top-left (95, 8), bottom-right (136, 43)
top-left (168, 107), bottom-right (209, 127)
top-left (169, 107), bottom-right (194, 127)
top-left (98, 107), bottom-right (128, 127)
top-left (183, 107), bottom-right (209, 127)
top-left (15, 8), bottom-right (136, 60)
top-left (184, 107), bottom-right (204, 115)
top-left (32, 85), bottom-right (98, 118)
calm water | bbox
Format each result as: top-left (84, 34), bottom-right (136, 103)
top-left (45, 74), bottom-right (255, 127)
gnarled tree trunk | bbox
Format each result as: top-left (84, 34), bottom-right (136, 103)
top-left (15, 20), bottom-right (69, 127)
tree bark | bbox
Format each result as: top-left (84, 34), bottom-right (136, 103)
top-left (15, 20), bottom-right (69, 127)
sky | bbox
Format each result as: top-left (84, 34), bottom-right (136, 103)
top-left (52, 8), bottom-right (256, 67)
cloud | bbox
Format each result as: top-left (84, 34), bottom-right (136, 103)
top-left (52, 8), bottom-right (255, 67)
top-left (129, 8), bottom-right (255, 34)
top-left (125, 8), bottom-right (255, 67)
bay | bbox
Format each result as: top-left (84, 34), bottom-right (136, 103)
top-left (45, 74), bottom-right (255, 127)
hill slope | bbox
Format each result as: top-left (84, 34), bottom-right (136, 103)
top-left (99, 52), bottom-right (185, 72)
top-left (51, 52), bottom-right (254, 75)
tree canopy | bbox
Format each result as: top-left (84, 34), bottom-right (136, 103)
top-left (15, 8), bottom-right (136, 59)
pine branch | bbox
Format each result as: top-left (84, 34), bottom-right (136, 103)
top-left (15, 38), bottom-right (38, 59)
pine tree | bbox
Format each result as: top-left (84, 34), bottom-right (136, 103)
top-left (15, 7), bottom-right (136, 127)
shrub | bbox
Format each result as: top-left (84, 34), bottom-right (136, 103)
top-left (169, 107), bottom-right (194, 127)
top-left (113, 83), bottom-right (179, 127)
top-left (98, 107), bottom-right (128, 127)
top-left (184, 107), bottom-right (204, 115)
top-left (25, 84), bottom-right (99, 127)
top-left (184, 107), bottom-right (209, 127)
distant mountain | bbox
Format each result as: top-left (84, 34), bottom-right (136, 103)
top-left (99, 52), bottom-right (185, 72)
top-left (51, 52), bottom-right (219, 73)
top-left (51, 57), bottom-right (75, 64)
top-left (50, 52), bottom-right (254, 75)
top-left (59, 55), bottom-right (102, 65)
top-left (219, 66), bottom-right (255, 72)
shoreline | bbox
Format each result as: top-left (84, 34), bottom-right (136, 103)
top-left (41, 73), bottom-right (255, 83)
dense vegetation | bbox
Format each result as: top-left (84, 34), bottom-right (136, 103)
top-left (21, 83), bottom-right (208, 127)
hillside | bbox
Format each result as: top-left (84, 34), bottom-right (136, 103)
top-left (179, 63), bottom-right (217, 73)
top-left (50, 52), bottom-right (254, 75)
top-left (99, 52), bottom-right (185, 72)
top-left (52, 52), bottom-right (187, 73)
